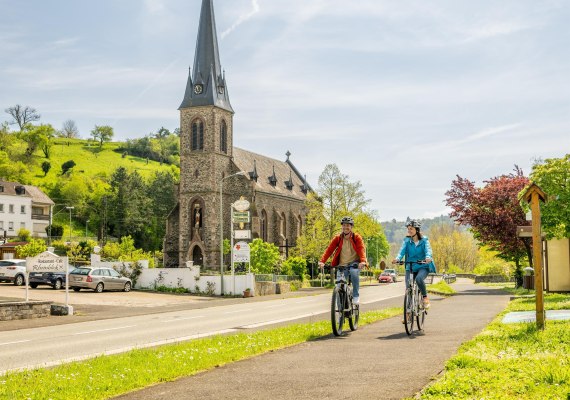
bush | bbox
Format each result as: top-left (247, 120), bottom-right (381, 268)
top-left (250, 239), bottom-right (280, 274)
top-left (46, 224), bottom-right (64, 239)
top-left (282, 256), bottom-right (307, 277)
top-left (17, 228), bottom-right (31, 242)
top-left (473, 261), bottom-right (511, 278)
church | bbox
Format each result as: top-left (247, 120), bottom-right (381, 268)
top-left (163, 0), bottom-right (311, 269)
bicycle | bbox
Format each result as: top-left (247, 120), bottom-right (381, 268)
top-left (396, 260), bottom-right (428, 336)
top-left (329, 262), bottom-right (360, 336)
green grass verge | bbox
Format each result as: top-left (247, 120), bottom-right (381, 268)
top-left (417, 293), bottom-right (570, 399)
top-left (0, 308), bottom-right (400, 400)
top-left (427, 281), bottom-right (456, 296)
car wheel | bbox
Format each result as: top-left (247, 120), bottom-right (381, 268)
top-left (53, 279), bottom-right (63, 290)
top-left (123, 282), bottom-right (131, 292)
top-left (14, 274), bottom-right (25, 286)
top-left (30, 283), bottom-right (39, 289)
top-left (72, 287), bottom-right (81, 292)
top-left (94, 282), bottom-right (104, 293)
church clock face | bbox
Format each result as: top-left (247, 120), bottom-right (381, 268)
top-left (194, 84), bottom-right (203, 94)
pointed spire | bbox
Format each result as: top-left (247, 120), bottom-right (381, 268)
top-left (268, 165), bottom-right (278, 187)
top-left (179, 0), bottom-right (233, 112)
top-left (249, 160), bottom-right (259, 182)
top-left (285, 169), bottom-right (294, 190)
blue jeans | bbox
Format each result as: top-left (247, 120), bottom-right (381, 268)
top-left (405, 268), bottom-right (429, 297)
top-left (337, 265), bottom-right (360, 298)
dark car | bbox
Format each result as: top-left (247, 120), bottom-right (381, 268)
top-left (29, 270), bottom-right (69, 290)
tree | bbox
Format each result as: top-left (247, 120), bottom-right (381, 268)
top-left (5, 104), bottom-right (40, 130)
top-left (46, 224), bottom-right (64, 239)
top-left (41, 161), bottom-right (51, 176)
top-left (15, 239), bottom-right (47, 257)
top-left (445, 167), bottom-right (531, 285)
top-left (90, 125), bottom-right (114, 149)
top-left (17, 228), bottom-right (32, 242)
top-left (61, 160), bottom-right (76, 175)
top-left (527, 154), bottom-right (570, 239)
top-left (427, 224), bottom-right (479, 272)
top-left (60, 120), bottom-right (80, 139)
top-left (17, 124), bottom-right (55, 157)
top-left (249, 239), bottom-right (281, 274)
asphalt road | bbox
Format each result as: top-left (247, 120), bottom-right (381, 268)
top-left (0, 281), bottom-right (405, 374)
top-left (114, 281), bottom-right (510, 400)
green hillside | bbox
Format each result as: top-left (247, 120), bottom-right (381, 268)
top-left (26, 138), bottom-right (178, 188)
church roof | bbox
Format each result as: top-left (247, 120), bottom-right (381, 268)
top-left (179, 0), bottom-right (233, 112)
top-left (232, 148), bottom-right (312, 201)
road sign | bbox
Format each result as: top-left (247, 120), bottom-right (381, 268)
top-left (232, 211), bottom-right (250, 223)
top-left (26, 251), bottom-right (68, 273)
top-left (234, 230), bottom-right (252, 239)
top-left (233, 241), bottom-right (250, 262)
top-left (233, 198), bottom-right (250, 212)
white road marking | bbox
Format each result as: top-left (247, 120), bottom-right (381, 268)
top-left (0, 339), bottom-right (31, 346)
top-left (168, 316), bottom-right (205, 321)
top-left (73, 325), bottom-right (138, 335)
top-left (224, 309), bottom-right (252, 314)
top-left (240, 311), bottom-right (327, 329)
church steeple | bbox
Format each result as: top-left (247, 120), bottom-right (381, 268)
top-left (179, 0), bottom-right (233, 112)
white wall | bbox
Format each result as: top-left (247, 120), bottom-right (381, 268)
top-left (0, 194), bottom-right (32, 237)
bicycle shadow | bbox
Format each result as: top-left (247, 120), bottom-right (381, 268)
top-left (377, 331), bottom-right (425, 340)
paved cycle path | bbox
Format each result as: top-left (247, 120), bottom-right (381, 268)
top-left (115, 281), bottom-right (510, 400)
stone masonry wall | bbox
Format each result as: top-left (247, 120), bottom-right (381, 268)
top-left (0, 301), bottom-right (52, 321)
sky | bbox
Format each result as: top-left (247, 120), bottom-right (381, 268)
top-left (1, 0), bottom-right (569, 222)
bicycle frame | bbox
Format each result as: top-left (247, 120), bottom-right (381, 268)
top-left (398, 260), bottom-right (427, 335)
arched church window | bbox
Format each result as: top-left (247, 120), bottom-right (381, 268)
top-left (297, 215), bottom-right (302, 239)
top-left (192, 120), bottom-right (204, 151)
top-left (261, 209), bottom-right (268, 242)
top-left (279, 212), bottom-right (286, 239)
top-left (220, 120), bottom-right (228, 154)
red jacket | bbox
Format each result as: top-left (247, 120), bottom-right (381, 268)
top-left (320, 232), bottom-right (367, 267)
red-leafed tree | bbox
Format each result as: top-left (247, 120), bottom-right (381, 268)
top-left (445, 167), bottom-right (531, 285)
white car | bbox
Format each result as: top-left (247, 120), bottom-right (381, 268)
top-left (0, 259), bottom-right (27, 286)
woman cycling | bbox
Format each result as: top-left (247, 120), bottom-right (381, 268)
top-left (392, 219), bottom-right (434, 309)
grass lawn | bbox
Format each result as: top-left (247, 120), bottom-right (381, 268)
top-left (0, 308), bottom-right (400, 400)
top-left (417, 288), bottom-right (570, 400)
top-left (427, 280), bottom-right (456, 296)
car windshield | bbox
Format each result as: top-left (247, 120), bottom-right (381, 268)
top-left (70, 268), bottom-right (92, 275)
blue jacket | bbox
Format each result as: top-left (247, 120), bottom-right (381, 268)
top-left (395, 236), bottom-right (434, 272)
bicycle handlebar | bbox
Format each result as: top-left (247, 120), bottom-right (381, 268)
top-left (393, 259), bottom-right (428, 265)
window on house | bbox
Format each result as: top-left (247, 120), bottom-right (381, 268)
top-left (32, 206), bottom-right (43, 215)
top-left (0, 204), bottom-right (3, 212)
top-left (20, 222), bottom-right (25, 229)
top-left (191, 120), bottom-right (204, 151)
top-left (20, 205), bottom-right (25, 214)
top-left (0, 221), bottom-right (3, 229)
top-left (8, 221), bottom-right (13, 230)
top-left (9, 204), bottom-right (14, 213)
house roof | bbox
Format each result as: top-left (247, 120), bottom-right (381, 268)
top-left (0, 180), bottom-right (31, 198)
top-left (232, 148), bottom-right (312, 202)
top-left (23, 185), bottom-right (55, 205)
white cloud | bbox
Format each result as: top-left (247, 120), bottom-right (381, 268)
top-left (221, 0), bottom-right (260, 39)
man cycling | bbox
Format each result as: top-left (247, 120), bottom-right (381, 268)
top-left (318, 216), bottom-right (367, 304)
top-left (392, 219), bottom-right (434, 309)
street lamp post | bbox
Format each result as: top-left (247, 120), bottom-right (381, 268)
top-left (219, 171), bottom-right (246, 296)
top-left (65, 206), bottom-right (74, 242)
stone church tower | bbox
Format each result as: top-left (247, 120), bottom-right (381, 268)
top-left (164, 0), bottom-right (311, 269)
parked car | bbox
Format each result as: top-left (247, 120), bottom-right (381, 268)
top-left (69, 267), bottom-right (132, 293)
top-left (29, 270), bottom-right (70, 290)
top-left (384, 268), bottom-right (398, 282)
top-left (378, 272), bottom-right (393, 283)
top-left (0, 259), bottom-right (27, 286)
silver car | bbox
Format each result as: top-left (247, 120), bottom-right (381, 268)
top-left (69, 267), bottom-right (132, 293)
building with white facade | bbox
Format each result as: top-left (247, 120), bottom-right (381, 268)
top-left (0, 180), bottom-right (54, 240)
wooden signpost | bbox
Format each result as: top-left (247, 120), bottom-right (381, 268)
top-left (521, 182), bottom-right (547, 330)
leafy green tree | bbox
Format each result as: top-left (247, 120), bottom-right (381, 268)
top-left (90, 125), bottom-right (114, 149)
top-left (46, 224), bottom-right (64, 239)
top-left (41, 161), bottom-right (51, 176)
top-left (17, 228), bottom-right (32, 242)
top-left (249, 239), bottom-right (281, 274)
top-left (0, 150), bottom-right (29, 182)
top-left (282, 256), bottom-right (307, 277)
top-left (17, 124), bottom-right (55, 157)
top-left (15, 239), bottom-right (47, 257)
top-left (427, 223), bottom-right (479, 272)
top-left (527, 154), bottom-right (570, 239)
top-left (61, 160), bottom-right (76, 175)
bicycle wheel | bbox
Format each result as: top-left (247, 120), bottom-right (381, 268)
top-left (348, 292), bottom-right (359, 331)
top-left (403, 288), bottom-right (414, 335)
top-left (331, 287), bottom-right (345, 336)
top-left (415, 287), bottom-right (425, 331)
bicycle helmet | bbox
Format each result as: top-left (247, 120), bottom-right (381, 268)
top-left (405, 219), bottom-right (421, 230)
top-left (340, 216), bottom-right (354, 225)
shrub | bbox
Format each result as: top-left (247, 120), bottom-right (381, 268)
top-left (46, 224), bottom-right (64, 239)
top-left (16, 228), bottom-right (31, 242)
top-left (282, 256), bottom-right (307, 277)
top-left (249, 239), bottom-right (280, 274)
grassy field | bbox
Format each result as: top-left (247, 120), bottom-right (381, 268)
top-left (27, 138), bottom-right (176, 187)
top-left (427, 280), bottom-right (456, 296)
top-left (0, 308), bottom-right (400, 400)
top-left (417, 289), bottom-right (570, 400)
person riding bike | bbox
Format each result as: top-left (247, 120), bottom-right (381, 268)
top-left (318, 216), bottom-right (367, 304)
top-left (392, 219), bottom-right (435, 309)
